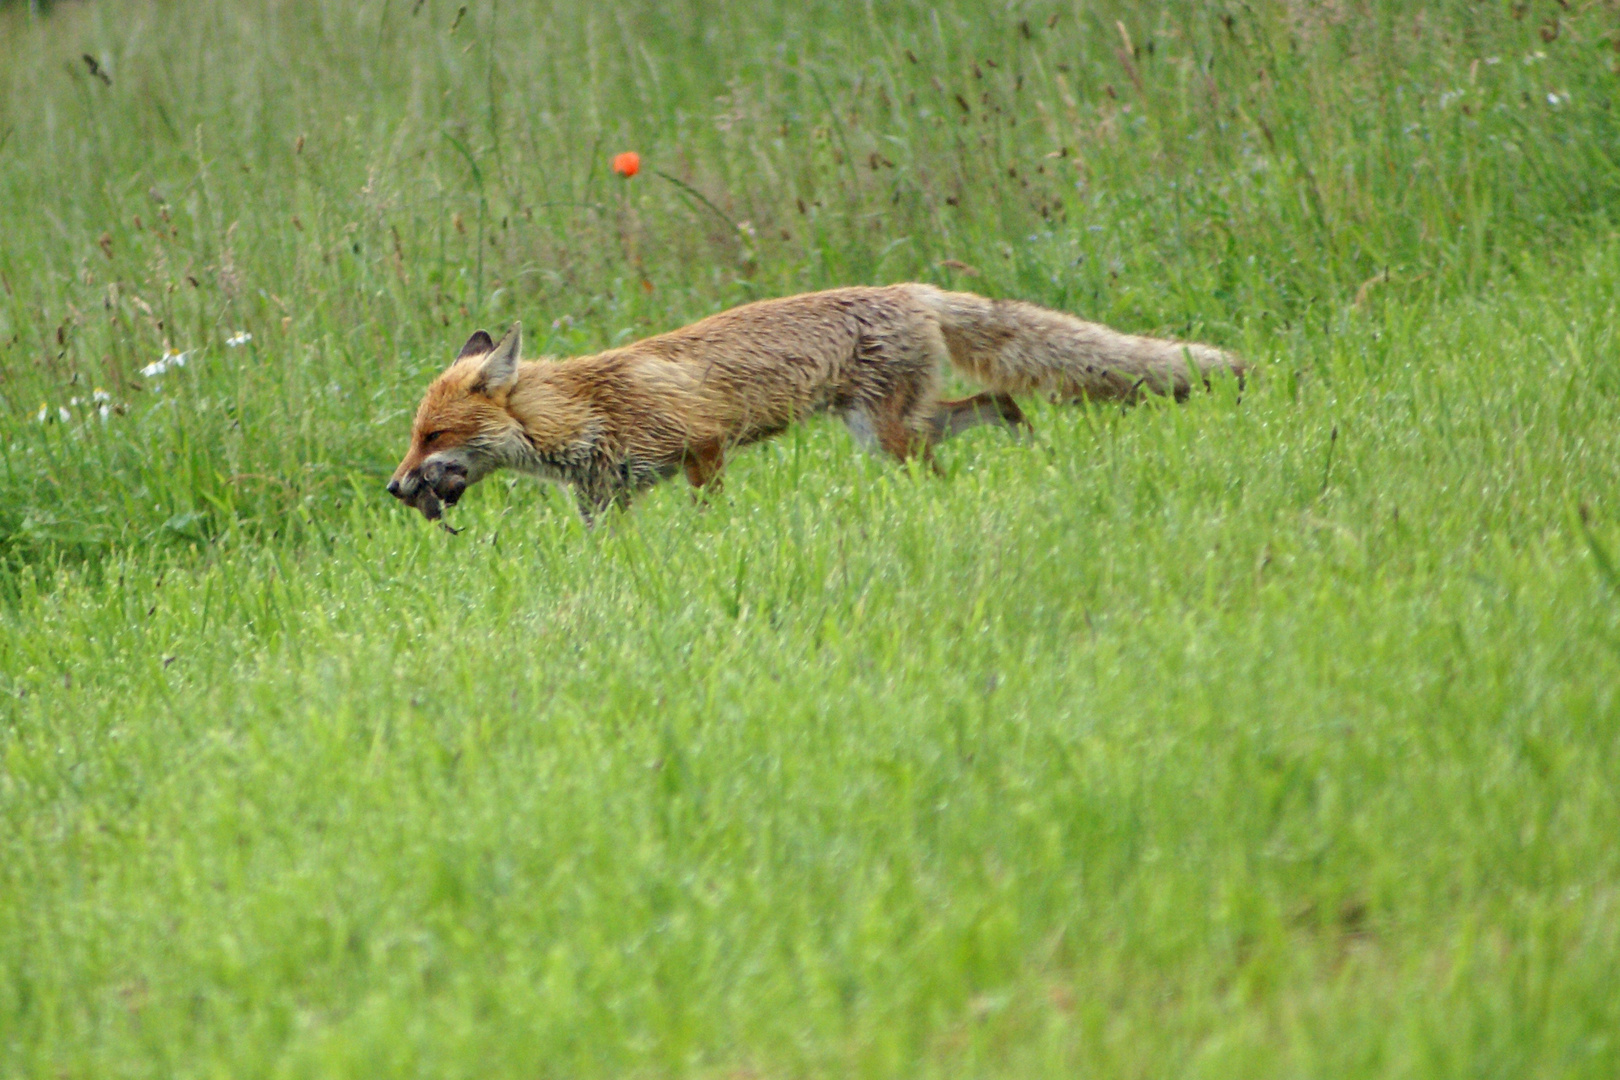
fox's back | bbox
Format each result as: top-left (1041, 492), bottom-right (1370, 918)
top-left (599, 285), bottom-right (932, 432)
top-left (635, 286), bottom-right (920, 368)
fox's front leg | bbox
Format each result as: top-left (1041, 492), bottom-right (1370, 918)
top-left (682, 439), bottom-right (726, 503)
top-left (572, 487), bottom-right (615, 528)
top-left (572, 478), bottom-right (638, 527)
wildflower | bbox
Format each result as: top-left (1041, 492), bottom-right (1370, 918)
top-left (61, 388), bottom-right (116, 421)
top-left (612, 151), bottom-right (641, 178)
top-left (35, 402), bottom-right (49, 423)
top-left (226, 332), bottom-right (253, 347)
top-left (141, 349), bottom-right (189, 377)
top-left (58, 407), bottom-right (71, 423)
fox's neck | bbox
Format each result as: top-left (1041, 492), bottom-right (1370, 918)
top-left (502, 360), bottom-right (602, 476)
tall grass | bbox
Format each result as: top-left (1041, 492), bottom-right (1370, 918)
top-left (4, 254), bottom-right (1620, 1074)
top-left (0, 0), bottom-right (1615, 565)
top-left (3, 2), bottom-right (1620, 1077)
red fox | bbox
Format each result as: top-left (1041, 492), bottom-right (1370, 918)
top-left (388, 284), bottom-right (1242, 523)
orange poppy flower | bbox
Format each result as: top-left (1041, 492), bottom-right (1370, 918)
top-left (612, 152), bottom-right (641, 178)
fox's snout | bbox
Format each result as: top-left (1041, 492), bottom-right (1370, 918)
top-left (388, 459), bottom-right (469, 521)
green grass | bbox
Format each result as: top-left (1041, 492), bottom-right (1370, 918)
top-left (3, 0), bottom-right (1620, 1076)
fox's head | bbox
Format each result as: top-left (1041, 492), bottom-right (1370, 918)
top-left (388, 324), bottom-right (528, 520)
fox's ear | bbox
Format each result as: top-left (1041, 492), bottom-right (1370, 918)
top-left (457, 330), bottom-right (495, 359)
top-left (471, 323), bottom-right (521, 395)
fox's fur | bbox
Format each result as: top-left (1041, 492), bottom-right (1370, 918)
top-left (388, 284), bottom-right (1242, 523)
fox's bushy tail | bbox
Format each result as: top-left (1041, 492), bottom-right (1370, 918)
top-left (910, 285), bottom-right (1244, 402)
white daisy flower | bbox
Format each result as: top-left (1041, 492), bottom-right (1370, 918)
top-left (141, 349), bottom-right (189, 377)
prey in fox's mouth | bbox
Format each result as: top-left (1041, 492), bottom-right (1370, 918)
top-left (390, 458), bottom-right (468, 520)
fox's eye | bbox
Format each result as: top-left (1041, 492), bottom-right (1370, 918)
top-left (423, 430), bottom-right (446, 446)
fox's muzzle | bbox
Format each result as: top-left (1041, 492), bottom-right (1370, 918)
top-left (388, 459), bottom-right (468, 521)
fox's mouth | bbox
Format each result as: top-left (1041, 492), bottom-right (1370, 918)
top-left (389, 460), bottom-right (468, 520)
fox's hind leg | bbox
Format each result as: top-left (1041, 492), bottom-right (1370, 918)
top-left (928, 392), bottom-right (1030, 441)
top-left (868, 376), bottom-right (950, 474)
top-left (844, 314), bottom-right (963, 469)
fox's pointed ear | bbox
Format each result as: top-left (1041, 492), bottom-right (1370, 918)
top-left (457, 330), bottom-right (495, 359)
top-left (471, 323), bottom-right (521, 395)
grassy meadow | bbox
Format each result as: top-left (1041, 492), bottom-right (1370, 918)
top-left (3, 0), bottom-right (1620, 1075)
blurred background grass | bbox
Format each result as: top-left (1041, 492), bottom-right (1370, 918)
top-left (1, 0), bottom-right (1616, 566)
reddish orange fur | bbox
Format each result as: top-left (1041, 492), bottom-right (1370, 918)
top-left (388, 285), bottom-right (1240, 523)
